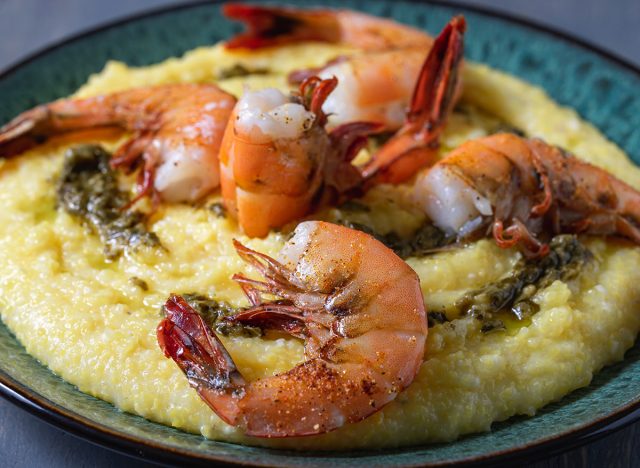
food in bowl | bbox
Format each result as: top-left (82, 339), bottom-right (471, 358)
top-left (0, 3), bottom-right (639, 450)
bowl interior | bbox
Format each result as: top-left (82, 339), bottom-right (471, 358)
top-left (1, 1), bottom-right (640, 466)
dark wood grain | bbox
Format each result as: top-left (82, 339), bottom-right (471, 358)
top-left (1, 1), bottom-right (640, 467)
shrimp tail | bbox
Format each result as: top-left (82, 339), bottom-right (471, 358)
top-left (0, 99), bottom-right (134, 158)
top-left (0, 105), bottom-right (97, 158)
top-left (0, 106), bottom-right (53, 158)
top-left (361, 15), bottom-right (466, 184)
top-left (407, 16), bottom-right (466, 137)
top-left (157, 294), bottom-right (246, 425)
top-left (223, 3), bottom-right (339, 49)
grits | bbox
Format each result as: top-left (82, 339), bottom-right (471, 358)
top-left (1, 42), bottom-right (640, 450)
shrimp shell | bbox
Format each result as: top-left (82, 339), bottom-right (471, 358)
top-left (414, 133), bottom-right (640, 256)
top-left (157, 221), bottom-right (427, 437)
top-left (0, 84), bottom-right (236, 203)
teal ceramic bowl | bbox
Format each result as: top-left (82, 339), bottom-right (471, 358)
top-left (2, 1), bottom-right (640, 466)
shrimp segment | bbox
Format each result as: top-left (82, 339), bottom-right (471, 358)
top-left (220, 16), bottom-right (465, 237)
top-left (414, 133), bottom-right (640, 256)
top-left (157, 221), bottom-right (427, 437)
top-left (218, 80), bottom-right (364, 238)
top-left (0, 84), bottom-right (236, 203)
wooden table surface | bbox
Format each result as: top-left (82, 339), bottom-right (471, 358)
top-left (1, 1), bottom-right (640, 467)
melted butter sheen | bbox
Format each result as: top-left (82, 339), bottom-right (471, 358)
top-left (1, 43), bottom-right (640, 450)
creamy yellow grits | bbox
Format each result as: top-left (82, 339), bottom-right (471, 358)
top-left (1, 43), bottom-right (640, 450)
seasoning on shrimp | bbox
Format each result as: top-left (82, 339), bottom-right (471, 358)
top-left (157, 221), bottom-right (427, 437)
top-left (414, 133), bottom-right (640, 257)
top-left (0, 83), bottom-right (236, 205)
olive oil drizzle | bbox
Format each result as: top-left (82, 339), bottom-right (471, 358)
top-left (448, 235), bottom-right (592, 332)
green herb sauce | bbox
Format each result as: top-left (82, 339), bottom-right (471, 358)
top-left (449, 235), bottom-right (592, 332)
top-left (208, 202), bottom-right (227, 218)
top-left (56, 145), bottom-right (160, 259)
top-left (217, 64), bottom-right (270, 80)
top-left (181, 293), bottom-right (262, 338)
top-left (340, 219), bottom-right (454, 259)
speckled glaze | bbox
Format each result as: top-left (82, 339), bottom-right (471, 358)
top-left (1, 1), bottom-right (640, 466)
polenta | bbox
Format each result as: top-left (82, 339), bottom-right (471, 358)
top-left (1, 42), bottom-right (640, 450)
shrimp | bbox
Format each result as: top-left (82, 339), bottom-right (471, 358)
top-left (157, 221), bottom-right (427, 437)
top-left (224, 4), bottom-right (464, 130)
top-left (0, 84), bottom-right (236, 203)
top-left (413, 133), bottom-right (640, 257)
top-left (220, 16), bottom-right (465, 237)
top-left (219, 77), bottom-right (378, 237)
top-left (223, 3), bottom-right (433, 52)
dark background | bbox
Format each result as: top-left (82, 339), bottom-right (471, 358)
top-left (1, 1), bottom-right (640, 467)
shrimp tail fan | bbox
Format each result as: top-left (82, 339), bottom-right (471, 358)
top-left (0, 101), bottom-right (122, 158)
top-left (157, 294), bottom-right (246, 425)
top-left (409, 15), bottom-right (466, 137)
top-left (362, 15), bottom-right (466, 184)
top-left (0, 106), bottom-right (57, 158)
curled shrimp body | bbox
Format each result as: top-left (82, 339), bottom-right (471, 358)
top-left (221, 16), bottom-right (465, 237)
top-left (224, 4), bottom-right (464, 130)
top-left (413, 133), bottom-right (640, 257)
top-left (0, 84), bottom-right (236, 203)
top-left (157, 221), bottom-right (427, 437)
top-left (219, 77), bottom-right (382, 237)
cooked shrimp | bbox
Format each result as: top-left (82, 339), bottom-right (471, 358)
top-left (219, 77), bottom-right (378, 237)
top-left (360, 16), bottom-right (465, 185)
top-left (220, 17), bottom-right (465, 237)
top-left (0, 84), bottom-right (236, 203)
top-left (315, 50), bottom-right (439, 130)
top-left (157, 221), bottom-right (427, 437)
top-left (413, 133), bottom-right (640, 257)
top-left (219, 79), bottom-right (327, 238)
top-left (224, 4), bottom-right (464, 130)
top-left (223, 3), bottom-right (433, 52)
